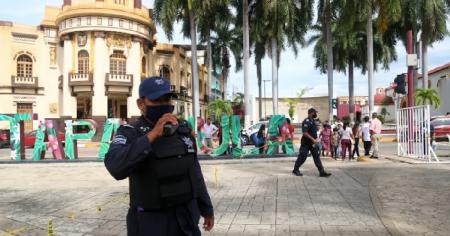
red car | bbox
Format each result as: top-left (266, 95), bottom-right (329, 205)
top-left (430, 118), bottom-right (450, 138)
top-left (24, 130), bottom-right (66, 147)
top-left (0, 129), bottom-right (10, 148)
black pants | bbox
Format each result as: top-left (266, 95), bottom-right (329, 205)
top-left (257, 143), bottom-right (264, 154)
top-left (363, 141), bottom-right (372, 156)
top-left (331, 145), bottom-right (338, 159)
top-left (295, 143), bottom-right (323, 169)
top-left (352, 137), bottom-right (360, 158)
top-left (127, 204), bottom-right (201, 236)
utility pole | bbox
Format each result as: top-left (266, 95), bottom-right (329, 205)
top-left (263, 80), bottom-right (271, 119)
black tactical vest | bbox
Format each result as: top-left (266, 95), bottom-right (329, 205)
top-left (128, 119), bottom-right (198, 209)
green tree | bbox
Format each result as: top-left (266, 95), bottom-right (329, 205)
top-left (153, 0), bottom-right (201, 118)
top-left (207, 99), bottom-right (233, 124)
top-left (337, 0), bottom-right (402, 115)
top-left (196, 0), bottom-right (233, 107)
top-left (282, 87), bottom-right (312, 120)
top-left (211, 24), bottom-right (243, 101)
top-left (413, 88), bottom-right (442, 109)
top-left (308, 17), bottom-right (397, 121)
top-left (244, 0), bottom-right (314, 115)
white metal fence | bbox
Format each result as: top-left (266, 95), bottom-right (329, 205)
top-left (397, 105), bottom-right (440, 162)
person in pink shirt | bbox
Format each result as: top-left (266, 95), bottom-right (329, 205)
top-left (369, 112), bottom-right (382, 159)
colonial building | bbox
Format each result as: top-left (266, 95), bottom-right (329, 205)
top-left (0, 0), bottom-right (215, 137)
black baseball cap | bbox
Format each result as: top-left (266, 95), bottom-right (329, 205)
top-left (139, 76), bottom-right (178, 100)
top-left (308, 108), bottom-right (317, 114)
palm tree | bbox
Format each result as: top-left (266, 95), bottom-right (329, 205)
top-left (317, 0), bottom-right (335, 123)
top-left (153, 0), bottom-right (201, 119)
top-left (207, 99), bottom-right (233, 124)
top-left (411, 0), bottom-right (450, 89)
top-left (413, 88), bottom-right (442, 109)
top-left (211, 24), bottom-right (243, 102)
top-left (196, 0), bottom-right (233, 110)
top-left (233, 92), bottom-right (244, 107)
top-left (308, 18), bottom-right (397, 120)
top-left (337, 0), bottom-right (403, 115)
top-left (246, 0), bottom-right (313, 115)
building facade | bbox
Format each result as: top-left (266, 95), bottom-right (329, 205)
top-left (0, 0), bottom-right (214, 138)
top-left (253, 96), bottom-right (330, 124)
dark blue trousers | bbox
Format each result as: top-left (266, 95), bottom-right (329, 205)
top-left (295, 143), bottom-right (323, 169)
top-left (127, 202), bottom-right (201, 236)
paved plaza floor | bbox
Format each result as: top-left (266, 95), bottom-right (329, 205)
top-left (0, 156), bottom-right (449, 236)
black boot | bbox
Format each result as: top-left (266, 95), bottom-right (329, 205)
top-left (292, 165), bottom-right (303, 176)
top-left (319, 167), bottom-right (331, 177)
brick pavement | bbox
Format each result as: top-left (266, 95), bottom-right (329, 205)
top-left (0, 158), bottom-right (449, 236)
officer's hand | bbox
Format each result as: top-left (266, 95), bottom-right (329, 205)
top-left (147, 114), bottom-right (178, 142)
top-left (202, 216), bottom-right (214, 231)
top-left (313, 139), bottom-right (319, 145)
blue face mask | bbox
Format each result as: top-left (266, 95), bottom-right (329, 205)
top-left (145, 105), bottom-right (174, 125)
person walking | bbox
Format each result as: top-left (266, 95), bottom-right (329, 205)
top-left (370, 112), bottom-right (382, 159)
top-left (104, 76), bottom-right (214, 236)
top-left (361, 116), bottom-right (372, 156)
top-left (320, 124), bottom-right (332, 157)
top-left (331, 128), bottom-right (340, 160)
top-left (203, 118), bottom-right (218, 148)
top-left (339, 121), bottom-right (354, 161)
top-left (292, 108), bottom-right (331, 177)
top-left (351, 123), bottom-right (362, 159)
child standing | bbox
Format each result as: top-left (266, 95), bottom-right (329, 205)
top-left (331, 128), bottom-right (340, 160)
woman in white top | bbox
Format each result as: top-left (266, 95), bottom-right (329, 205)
top-left (361, 116), bottom-right (372, 156)
top-left (339, 121), bottom-right (354, 161)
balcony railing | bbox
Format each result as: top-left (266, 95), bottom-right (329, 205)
top-left (105, 73), bottom-right (133, 96)
top-left (68, 73), bottom-right (93, 86)
top-left (11, 76), bottom-right (38, 88)
top-left (107, 73), bottom-right (133, 83)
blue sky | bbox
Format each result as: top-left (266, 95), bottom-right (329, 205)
top-left (1, 0), bottom-right (449, 98)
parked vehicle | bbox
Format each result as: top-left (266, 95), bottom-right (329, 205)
top-left (24, 130), bottom-right (66, 147)
top-left (241, 121), bottom-right (268, 145)
top-left (430, 118), bottom-right (450, 139)
top-left (0, 129), bottom-right (10, 148)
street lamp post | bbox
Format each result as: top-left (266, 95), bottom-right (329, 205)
top-left (263, 80), bottom-right (271, 119)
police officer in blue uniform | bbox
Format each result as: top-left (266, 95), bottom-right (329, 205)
top-left (105, 76), bottom-right (214, 236)
top-left (292, 108), bottom-right (332, 177)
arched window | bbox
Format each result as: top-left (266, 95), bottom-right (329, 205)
top-left (141, 57), bottom-right (146, 75)
top-left (110, 51), bottom-right (126, 75)
top-left (17, 55), bottom-right (33, 77)
top-left (78, 50), bottom-right (89, 74)
top-left (160, 66), bottom-right (170, 81)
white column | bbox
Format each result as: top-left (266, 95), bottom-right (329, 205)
top-left (127, 37), bottom-right (142, 119)
top-left (92, 31), bottom-right (107, 117)
top-left (62, 35), bottom-right (76, 118)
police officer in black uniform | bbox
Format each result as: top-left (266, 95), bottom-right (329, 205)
top-left (292, 108), bottom-right (332, 177)
top-left (105, 76), bottom-right (214, 236)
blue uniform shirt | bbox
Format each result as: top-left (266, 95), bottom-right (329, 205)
top-left (104, 116), bottom-right (214, 236)
top-left (301, 117), bottom-right (317, 144)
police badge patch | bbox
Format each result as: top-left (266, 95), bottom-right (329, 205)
top-left (112, 135), bottom-right (127, 145)
top-left (182, 136), bottom-right (195, 153)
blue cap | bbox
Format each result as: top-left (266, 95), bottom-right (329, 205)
top-left (308, 108), bottom-right (317, 114)
top-left (139, 76), bottom-right (178, 100)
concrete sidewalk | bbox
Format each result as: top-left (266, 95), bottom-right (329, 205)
top-left (1, 154), bottom-right (449, 235)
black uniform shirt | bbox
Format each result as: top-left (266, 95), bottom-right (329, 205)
top-left (301, 117), bottom-right (317, 144)
top-left (104, 116), bottom-right (214, 218)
